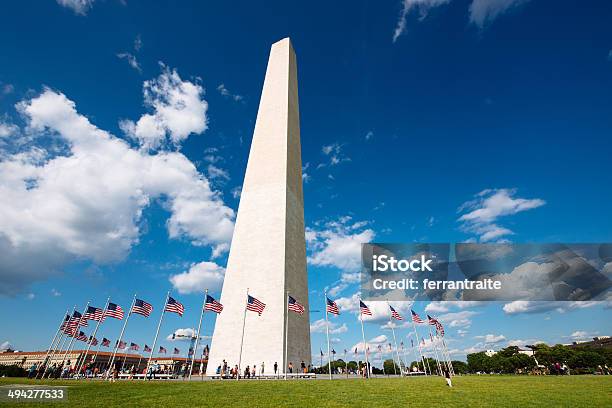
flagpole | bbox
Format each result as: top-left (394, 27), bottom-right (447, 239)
top-left (411, 317), bottom-right (428, 376)
top-left (237, 288), bottom-right (249, 381)
top-left (387, 302), bottom-right (403, 377)
top-left (42, 328), bottom-right (70, 379)
top-left (37, 308), bottom-right (69, 379)
top-left (77, 296), bottom-right (110, 376)
top-left (442, 337), bottom-right (454, 375)
top-left (40, 329), bottom-right (64, 378)
top-left (41, 304), bottom-right (75, 380)
top-left (106, 294), bottom-right (136, 379)
top-left (189, 289), bottom-right (207, 381)
top-left (323, 290), bottom-right (332, 380)
top-left (146, 291), bottom-right (169, 376)
top-left (428, 325), bottom-right (442, 375)
top-left (284, 291), bottom-right (289, 380)
top-left (60, 301), bottom-right (90, 376)
top-left (344, 349), bottom-right (349, 379)
top-left (380, 347), bottom-right (385, 376)
top-left (358, 297), bottom-right (370, 379)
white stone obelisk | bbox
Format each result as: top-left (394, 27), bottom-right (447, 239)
top-left (206, 38), bottom-right (311, 376)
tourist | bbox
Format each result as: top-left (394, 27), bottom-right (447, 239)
top-left (288, 361), bottom-right (293, 373)
top-left (251, 365), bottom-right (256, 378)
top-left (274, 361), bottom-right (278, 376)
top-left (301, 361), bottom-right (306, 374)
top-left (260, 362), bottom-right (265, 376)
top-left (244, 365), bottom-right (250, 379)
top-left (444, 367), bottom-right (452, 387)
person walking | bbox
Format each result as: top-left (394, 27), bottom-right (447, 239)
top-left (274, 361), bottom-right (278, 377)
top-left (444, 367), bottom-right (452, 387)
top-left (260, 362), bottom-right (265, 376)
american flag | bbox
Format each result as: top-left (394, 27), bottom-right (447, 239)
top-left (326, 297), bottom-right (339, 315)
top-left (101, 338), bottom-right (110, 347)
top-left (88, 336), bottom-right (98, 346)
top-left (165, 296), bottom-right (184, 316)
top-left (84, 306), bottom-right (104, 322)
top-left (105, 303), bottom-right (124, 320)
top-left (130, 342), bottom-right (139, 351)
top-left (246, 295), bottom-right (266, 315)
top-left (188, 348), bottom-right (194, 356)
top-left (411, 339), bottom-right (414, 348)
top-left (359, 300), bottom-right (372, 316)
top-left (332, 349), bottom-right (336, 355)
top-left (76, 331), bottom-right (88, 342)
top-left (67, 311), bottom-right (86, 331)
top-left (411, 310), bottom-right (424, 324)
top-left (377, 344), bottom-right (382, 351)
top-left (173, 347), bottom-right (180, 355)
top-left (203, 345), bottom-right (210, 358)
top-left (204, 295), bottom-right (223, 313)
top-left (59, 314), bottom-right (70, 331)
top-left (388, 343), bottom-right (392, 351)
top-left (159, 346), bottom-right (167, 354)
top-left (390, 305), bottom-right (403, 320)
top-left (117, 340), bottom-right (127, 349)
top-left (144, 345), bottom-right (152, 353)
top-left (287, 295), bottom-right (305, 315)
top-left (427, 314), bottom-right (445, 336)
top-left (354, 347), bottom-right (358, 355)
top-left (132, 299), bottom-right (153, 317)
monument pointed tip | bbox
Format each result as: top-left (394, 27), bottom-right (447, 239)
top-left (272, 37), bottom-right (293, 49)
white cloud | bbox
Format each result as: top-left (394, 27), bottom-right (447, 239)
top-left (310, 319), bottom-right (348, 334)
top-left (0, 88), bottom-right (234, 294)
top-left (51, 288), bottom-right (61, 297)
top-left (231, 186), bottom-right (242, 199)
top-left (502, 300), bottom-right (610, 315)
top-left (319, 143), bottom-right (350, 168)
top-left (26, 293), bottom-right (35, 300)
top-left (475, 333), bottom-right (506, 343)
top-left (308, 216), bottom-right (374, 272)
top-left (365, 131), bottom-right (374, 140)
top-left (469, 0), bottom-right (531, 28)
top-left (393, 0), bottom-right (451, 43)
top-left (207, 164), bottom-right (230, 182)
top-left (216, 84), bottom-right (244, 102)
top-left (56, 0), bottom-right (94, 15)
top-left (117, 53), bottom-right (142, 73)
top-left (0, 341), bottom-right (13, 351)
top-left (351, 334), bottom-right (388, 353)
top-left (568, 330), bottom-right (595, 341)
top-left (120, 64), bottom-right (208, 150)
top-left (169, 261), bottom-right (225, 294)
top-left (457, 188), bottom-right (545, 242)
top-left (0, 122), bottom-right (18, 138)
top-left (436, 310), bottom-right (479, 328)
top-left (167, 328), bottom-right (195, 341)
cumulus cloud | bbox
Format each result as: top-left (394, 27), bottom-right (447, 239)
top-left (169, 261), bottom-right (225, 294)
top-left (457, 188), bottom-right (545, 242)
top-left (0, 121), bottom-right (18, 138)
top-left (436, 310), bottom-right (479, 328)
top-left (167, 328), bottom-right (195, 341)
top-left (0, 341), bottom-right (13, 351)
top-left (120, 65), bottom-right (208, 150)
top-left (475, 333), bottom-right (506, 343)
top-left (393, 0), bottom-right (451, 43)
top-left (56, 0), bottom-right (94, 15)
top-left (502, 300), bottom-right (610, 315)
top-left (469, 0), bottom-right (531, 28)
top-left (310, 319), bottom-right (348, 334)
top-left (308, 216), bottom-right (374, 272)
top-left (0, 87), bottom-right (234, 295)
top-left (351, 334), bottom-right (388, 353)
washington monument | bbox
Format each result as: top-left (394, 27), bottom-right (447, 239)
top-left (206, 38), bottom-right (311, 375)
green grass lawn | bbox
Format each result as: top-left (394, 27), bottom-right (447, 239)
top-left (0, 376), bottom-right (610, 407)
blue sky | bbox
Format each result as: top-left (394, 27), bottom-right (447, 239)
top-left (0, 0), bottom-right (611, 363)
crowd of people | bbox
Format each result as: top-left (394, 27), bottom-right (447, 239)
top-left (214, 360), bottom-right (311, 379)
